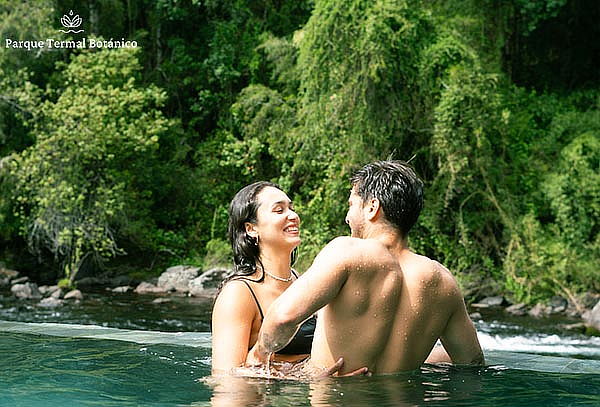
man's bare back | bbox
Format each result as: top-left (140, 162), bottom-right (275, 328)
top-left (305, 237), bottom-right (482, 374)
top-left (247, 160), bottom-right (484, 375)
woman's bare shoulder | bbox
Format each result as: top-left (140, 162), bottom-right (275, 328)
top-left (213, 279), bottom-right (257, 316)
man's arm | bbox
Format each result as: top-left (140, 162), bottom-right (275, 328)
top-left (247, 237), bottom-right (354, 364)
top-left (438, 287), bottom-right (485, 365)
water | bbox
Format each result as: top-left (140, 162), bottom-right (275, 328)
top-left (1, 328), bottom-right (598, 406)
top-left (0, 331), bottom-right (211, 406)
top-left (0, 290), bottom-right (213, 332)
top-left (1, 289), bottom-right (599, 406)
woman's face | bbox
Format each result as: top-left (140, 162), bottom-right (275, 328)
top-left (247, 186), bottom-right (300, 251)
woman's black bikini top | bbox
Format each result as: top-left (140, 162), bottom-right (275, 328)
top-left (235, 274), bottom-right (316, 355)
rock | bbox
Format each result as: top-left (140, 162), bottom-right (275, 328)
top-left (152, 298), bottom-right (171, 304)
top-left (188, 268), bottom-right (232, 297)
top-left (64, 289), bottom-right (83, 300)
top-left (471, 296), bottom-right (506, 309)
top-left (580, 292), bottom-right (600, 309)
top-left (39, 285), bottom-right (61, 297)
top-left (549, 296), bottom-right (568, 314)
top-left (38, 297), bottom-right (64, 308)
top-left (0, 267), bottom-right (19, 279)
top-left (528, 303), bottom-right (551, 318)
top-left (469, 312), bottom-right (483, 320)
top-left (11, 276), bottom-right (29, 284)
top-left (112, 286), bottom-right (132, 293)
top-left (188, 277), bottom-right (206, 297)
top-left (134, 282), bottom-right (167, 294)
top-left (583, 300), bottom-right (600, 332)
top-left (506, 303), bottom-right (528, 316)
top-left (157, 265), bottom-right (200, 293)
top-left (201, 268), bottom-right (231, 289)
top-left (470, 303), bottom-right (489, 309)
top-left (565, 303), bottom-right (582, 318)
top-left (481, 296), bottom-right (505, 307)
top-left (44, 285), bottom-right (61, 296)
top-left (50, 288), bottom-right (63, 299)
top-left (11, 283), bottom-right (42, 300)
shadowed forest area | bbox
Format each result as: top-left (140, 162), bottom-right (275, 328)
top-left (0, 0), bottom-right (598, 306)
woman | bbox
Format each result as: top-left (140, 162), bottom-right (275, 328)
top-left (211, 181), bottom-right (316, 374)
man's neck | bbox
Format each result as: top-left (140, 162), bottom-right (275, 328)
top-left (363, 224), bottom-right (408, 256)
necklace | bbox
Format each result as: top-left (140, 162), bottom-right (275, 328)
top-left (262, 268), bottom-right (293, 282)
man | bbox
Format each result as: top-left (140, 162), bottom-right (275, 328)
top-left (247, 160), bottom-right (484, 375)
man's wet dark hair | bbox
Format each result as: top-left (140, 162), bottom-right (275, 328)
top-left (350, 160), bottom-right (424, 237)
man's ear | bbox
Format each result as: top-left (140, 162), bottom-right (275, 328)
top-left (245, 222), bottom-right (258, 238)
top-left (365, 198), bottom-right (381, 221)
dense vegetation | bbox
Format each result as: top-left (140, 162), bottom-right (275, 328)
top-left (0, 0), bottom-right (598, 304)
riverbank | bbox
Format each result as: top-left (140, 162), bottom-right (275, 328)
top-left (2, 265), bottom-right (599, 336)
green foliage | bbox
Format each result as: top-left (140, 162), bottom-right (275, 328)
top-left (0, 0), bottom-right (597, 303)
top-left (0, 0), bottom-right (59, 73)
top-left (505, 109), bottom-right (600, 303)
top-left (203, 238), bottom-right (232, 269)
top-left (544, 132), bottom-right (600, 244)
top-left (9, 48), bottom-right (174, 283)
top-left (225, 0), bottom-right (436, 265)
top-left (57, 277), bottom-right (72, 289)
top-left (513, 0), bottom-right (568, 34)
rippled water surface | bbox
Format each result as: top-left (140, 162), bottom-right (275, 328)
top-left (0, 332), bottom-right (210, 406)
top-left (1, 287), bottom-right (599, 406)
top-left (0, 289), bottom-right (213, 332)
top-left (1, 331), bottom-right (599, 407)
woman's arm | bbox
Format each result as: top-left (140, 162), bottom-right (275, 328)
top-left (211, 281), bottom-right (257, 374)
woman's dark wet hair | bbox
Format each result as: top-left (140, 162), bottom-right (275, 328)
top-left (223, 181), bottom-right (297, 285)
top-left (350, 160), bottom-right (424, 237)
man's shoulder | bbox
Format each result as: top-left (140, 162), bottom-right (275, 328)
top-left (405, 253), bottom-right (457, 288)
top-left (317, 237), bottom-right (388, 268)
top-left (407, 252), bottom-right (450, 272)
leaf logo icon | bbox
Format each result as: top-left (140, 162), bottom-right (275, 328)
top-left (59, 10), bottom-right (84, 33)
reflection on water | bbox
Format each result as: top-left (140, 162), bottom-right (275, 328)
top-left (205, 364), bottom-right (600, 407)
top-left (306, 365), bottom-right (485, 407)
top-left (1, 330), bottom-right (599, 407)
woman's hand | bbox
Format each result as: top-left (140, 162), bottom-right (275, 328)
top-left (316, 358), bottom-right (370, 378)
top-left (245, 341), bottom-right (271, 368)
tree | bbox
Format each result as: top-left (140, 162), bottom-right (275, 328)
top-left (10, 47), bottom-right (174, 285)
top-left (224, 0), bottom-right (434, 265)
